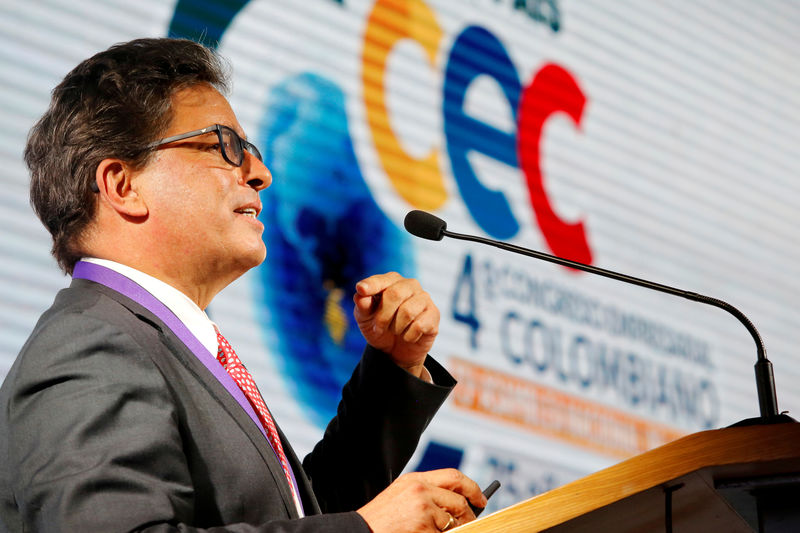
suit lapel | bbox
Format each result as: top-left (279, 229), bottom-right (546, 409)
top-left (155, 322), bottom-right (302, 518)
top-left (277, 423), bottom-right (321, 515)
top-left (76, 277), bottom-right (303, 518)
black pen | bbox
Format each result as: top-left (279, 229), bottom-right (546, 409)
top-left (469, 479), bottom-right (501, 517)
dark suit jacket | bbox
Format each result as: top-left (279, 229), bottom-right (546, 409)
top-left (0, 278), bottom-right (455, 532)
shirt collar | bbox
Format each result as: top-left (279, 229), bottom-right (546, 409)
top-left (81, 257), bottom-right (218, 357)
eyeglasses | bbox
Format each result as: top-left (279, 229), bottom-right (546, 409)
top-left (89, 124), bottom-right (263, 193)
top-left (147, 124), bottom-right (262, 167)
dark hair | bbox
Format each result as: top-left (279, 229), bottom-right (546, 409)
top-left (25, 37), bottom-right (230, 274)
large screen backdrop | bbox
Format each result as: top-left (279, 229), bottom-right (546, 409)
top-left (1, 0), bottom-right (799, 513)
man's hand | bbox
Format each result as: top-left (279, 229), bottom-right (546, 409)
top-left (357, 469), bottom-right (487, 533)
top-left (353, 272), bottom-right (440, 378)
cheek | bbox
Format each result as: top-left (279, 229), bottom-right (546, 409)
top-left (142, 158), bottom-right (231, 228)
top-left (156, 176), bottom-right (223, 216)
top-left (147, 186), bottom-right (217, 238)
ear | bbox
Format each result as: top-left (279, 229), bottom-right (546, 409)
top-left (94, 158), bottom-right (148, 218)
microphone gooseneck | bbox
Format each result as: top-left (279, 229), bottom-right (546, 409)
top-left (403, 210), bottom-right (790, 424)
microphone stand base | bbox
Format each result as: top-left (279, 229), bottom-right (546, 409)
top-left (729, 413), bottom-right (798, 427)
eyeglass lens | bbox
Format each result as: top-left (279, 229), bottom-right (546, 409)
top-left (220, 126), bottom-right (262, 166)
top-left (220, 127), bottom-right (242, 166)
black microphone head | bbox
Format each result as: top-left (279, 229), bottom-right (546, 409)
top-left (404, 210), bottom-right (447, 241)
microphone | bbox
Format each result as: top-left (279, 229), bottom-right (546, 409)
top-left (404, 209), bottom-right (793, 425)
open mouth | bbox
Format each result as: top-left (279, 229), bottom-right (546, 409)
top-left (235, 207), bottom-right (258, 218)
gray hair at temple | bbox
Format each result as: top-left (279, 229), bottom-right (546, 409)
top-left (25, 37), bottom-right (230, 274)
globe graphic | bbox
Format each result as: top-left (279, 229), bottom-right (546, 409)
top-left (255, 72), bottom-right (415, 427)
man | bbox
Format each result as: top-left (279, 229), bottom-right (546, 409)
top-left (0, 38), bottom-right (485, 532)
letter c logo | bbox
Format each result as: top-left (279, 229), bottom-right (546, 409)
top-left (518, 63), bottom-right (592, 265)
top-left (362, 0), bottom-right (448, 210)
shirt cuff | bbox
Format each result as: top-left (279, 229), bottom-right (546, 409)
top-left (418, 365), bottom-right (433, 384)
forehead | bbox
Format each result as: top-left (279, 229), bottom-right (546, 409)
top-left (165, 84), bottom-right (243, 136)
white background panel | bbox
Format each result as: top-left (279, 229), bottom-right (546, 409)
top-left (1, 0), bottom-right (798, 508)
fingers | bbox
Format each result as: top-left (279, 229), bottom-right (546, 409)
top-left (428, 485), bottom-right (475, 525)
top-left (437, 512), bottom-right (457, 532)
top-left (354, 274), bottom-right (439, 338)
top-left (380, 291), bottom-right (436, 342)
top-left (356, 469), bottom-right (485, 533)
top-left (353, 272), bottom-right (401, 324)
top-left (355, 272), bottom-right (403, 296)
top-left (353, 273), bottom-right (440, 370)
top-left (422, 469), bottom-right (487, 511)
top-left (354, 272), bottom-right (413, 325)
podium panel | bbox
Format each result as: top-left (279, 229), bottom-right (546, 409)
top-left (456, 423), bottom-right (800, 532)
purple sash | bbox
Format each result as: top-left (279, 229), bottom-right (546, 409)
top-left (72, 260), bottom-right (303, 510)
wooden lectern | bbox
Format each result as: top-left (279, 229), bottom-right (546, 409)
top-left (455, 422), bottom-right (800, 532)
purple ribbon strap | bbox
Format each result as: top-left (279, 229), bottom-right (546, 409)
top-left (72, 260), bottom-right (303, 508)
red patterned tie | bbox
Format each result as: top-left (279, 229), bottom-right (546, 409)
top-left (215, 327), bottom-right (303, 514)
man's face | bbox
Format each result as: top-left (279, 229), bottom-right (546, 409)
top-left (135, 84), bottom-right (271, 289)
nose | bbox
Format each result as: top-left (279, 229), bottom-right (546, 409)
top-left (240, 150), bottom-right (271, 191)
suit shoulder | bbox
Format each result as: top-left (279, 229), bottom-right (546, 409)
top-left (7, 282), bottom-right (167, 394)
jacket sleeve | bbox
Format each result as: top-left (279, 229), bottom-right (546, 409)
top-left (302, 345), bottom-right (456, 513)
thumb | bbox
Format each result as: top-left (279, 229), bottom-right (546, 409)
top-left (353, 291), bottom-right (381, 317)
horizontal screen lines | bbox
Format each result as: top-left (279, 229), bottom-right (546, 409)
top-left (561, 31), bottom-right (800, 143)
top-left (587, 1), bottom-right (800, 93)
top-left (544, 125), bottom-right (799, 235)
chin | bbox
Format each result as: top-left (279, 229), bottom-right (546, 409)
top-left (242, 243), bottom-right (268, 270)
top-left (221, 236), bottom-right (267, 277)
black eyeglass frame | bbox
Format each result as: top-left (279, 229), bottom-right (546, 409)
top-left (89, 124), bottom-right (263, 193)
top-left (147, 124), bottom-right (262, 167)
